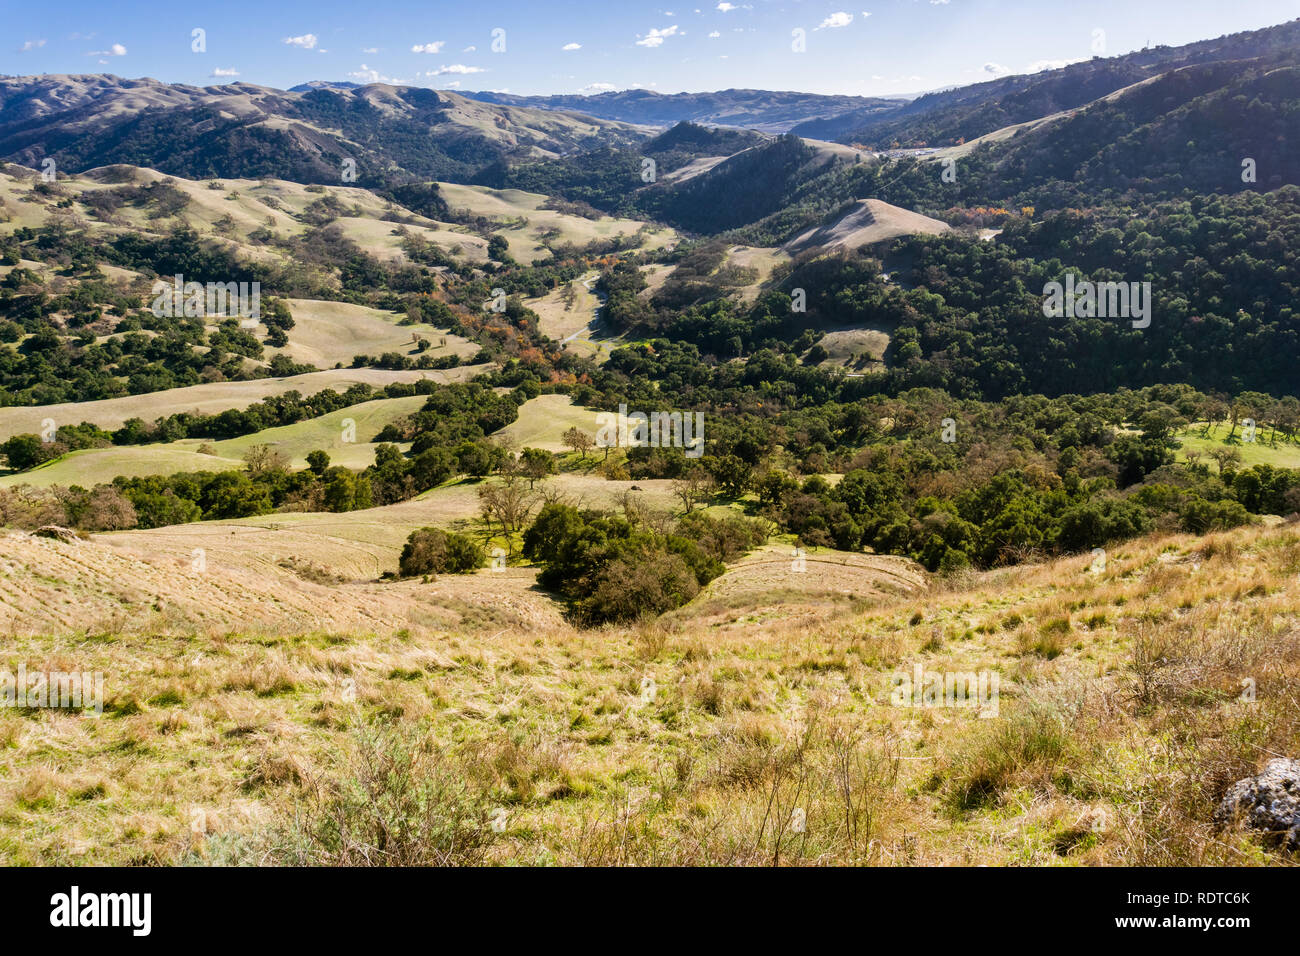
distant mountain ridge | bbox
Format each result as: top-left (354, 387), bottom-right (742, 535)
top-left (0, 74), bottom-right (646, 187)
top-left (814, 16), bottom-right (1300, 146)
top-left (3, 17), bottom-right (1299, 214)
top-left (461, 88), bottom-right (905, 133)
top-left (288, 81), bottom-right (362, 92)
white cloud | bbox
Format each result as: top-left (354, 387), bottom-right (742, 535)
top-left (430, 64), bottom-right (485, 75)
top-left (19, 39), bottom-right (47, 52)
top-left (462, 45), bottom-right (476, 52)
top-left (816, 12), bottom-right (853, 30)
top-left (983, 62), bottom-right (1010, 77)
top-left (361, 47), bottom-right (378, 54)
top-left (562, 42), bottom-right (582, 51)
top-left (88, 43), bottom-right (127, 56)
top-left (211, 67), bottom-right (240, 77)
top-left (411, 41), bottom-right (446, 53)
top-left (708, 30), bottom-right (720, 38)
top-left (282, 34), bottom-right (317, 49)
top-left (580, 82), bottom-right (619, 93)
top-left (717, 2), bottom-right (736, 10)
top-left (348, 64), bottom-right (402, 84)
top-left (636, 25), bottom-right (680, 47)
top-left (1026, 57), bottom-right (1083, 73)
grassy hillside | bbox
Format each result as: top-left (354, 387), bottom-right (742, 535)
top-left (0, 366), bottom-right (481, 436)
top-left (272, 300), bottom-right (478, 369)
top-left (0, 164), bottom-right (478, 273)
top-left (2, 519), bottom-right (1294, 865)
top-left (491, 394), bottom-right (598, 452)
top-left (1175, 425), bottom-right (1300, 470)
top-left (526, 274), bottom-right (628, 362)
top-left (2, 20), bottom-right (1299, 874)
top-left (0, 396), bottom-right (429, 487)
top-left (92, 471), bottom-right (681, 578)
top-left (783, 199), bottom-right (950, 254)
top-left (436, 182), bottom-right (677, 262)
top-left (0, 444), bottom-right (246, 489)
top-left (0, 165), bottom-right (673, 284)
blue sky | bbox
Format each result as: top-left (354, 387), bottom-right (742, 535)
top-left (4, 0), bottom-right (1298, 97)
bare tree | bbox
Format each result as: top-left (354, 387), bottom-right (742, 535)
top-left (1200, 398), bottom-right (1228, 438)
top-left (244, 443), bottom-right (290, 477)
top-left (671, 467), bottom-right (715, 514)
top-left (477, 476), bottom-right (539, 554)
top-left (562, 427), bottom-right (595, 462)
top-left (539, 484), bottom-right (578, 508)
top-left (619, 489), bottom-right (673, 535)
top-left (1226, 401), bottom-right (1243, 442)
top-left (1208, 446), bottom-right (1242, 475)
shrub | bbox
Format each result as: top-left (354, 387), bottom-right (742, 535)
top-left (1, 434), bottom-right (60, 471)
top-left (399, 528), bottom-right (486, 577)
top-left (69, 486), bottom-right (138, 532)
top-left (674, 510), bottom-right (768, 562)
top-left (577, 549), bottom-right (700, 625)
top-left (264, 721), bottom-right (497, 866)
top-left (524, 504), bottom-right (762, 625)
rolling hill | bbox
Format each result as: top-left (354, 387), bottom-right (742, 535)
top-left (0, 395), bottom-right (431, 487)
top-left (462, 88), bottom-right (905, 133)
top-left (814, 17), bottom-right (1300, 148)
top-left (1, 11), bottom-right (1300, 877)
top-left (0, 367), bottom-right (479, 436)
top-left (783, 199), bottom-right (950, 254)
top-left (0, 75), bottom-right (649, 187)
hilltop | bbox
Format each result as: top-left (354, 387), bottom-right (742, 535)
top-left (462, 88), bottom-right (905, 133)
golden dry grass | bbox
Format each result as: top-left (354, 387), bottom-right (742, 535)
top-left (0, 519), bottom-right (1295, 866)
top-left (435, 182), bottom-right (677, 263)
top-left (814, 326), bottom-right (891, 370)
top-left (528, 275), bottom-right (602, 344)
top-left (492, 394), bottom-right (599, 452)
top-left (271, 299), bottom-right (478, 369)
top-left (0, 395), bottom-right (431, 487)
top-left (0, 365), bottom-right (486, 437)
top-left (784, 199), bottom-right (950, 254)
